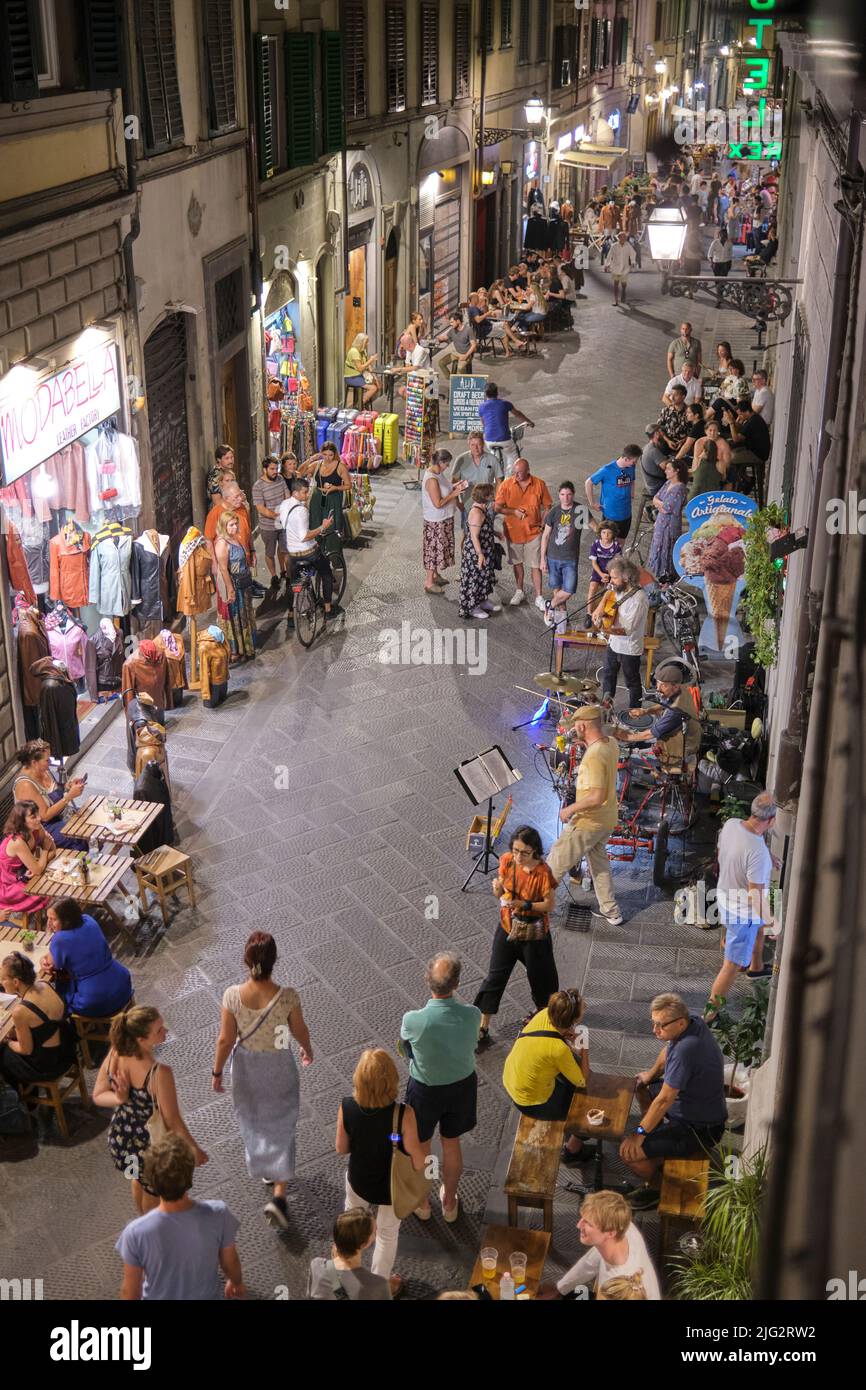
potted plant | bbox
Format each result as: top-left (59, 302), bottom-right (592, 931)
top-left (709, 979), bottom-right (770, 1126)
top-left (670, 1145), bottom-right (768, 1300)
top-left (742, 503), bottom-right (787, 669)
top-left (20, 929), bottom-right (36, 950)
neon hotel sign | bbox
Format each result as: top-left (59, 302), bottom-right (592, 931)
top-left (0, 342), bottom-right (120, 486)
top-left (729, 0), bottom-right (781, 162)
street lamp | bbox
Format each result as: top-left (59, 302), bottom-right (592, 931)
top-left (654, 59), bottom-right (666, 75)
top-left (524, 94), bottom-right (545, 125)
top-left (646, 205), bottom-right (687, 289)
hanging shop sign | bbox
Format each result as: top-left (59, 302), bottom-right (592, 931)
top-left (348, 163), bottom-right (373, 214)
top-left (525, 141), bottom-right (539, 180)
top-left (0, 340), bottom-right (121, 486)
top-left (448, 374), bottom-right (488, 435)
top-left (729, 0), bottom-right (781, 162)
top-left (673, 492), bottom-right (758, 656)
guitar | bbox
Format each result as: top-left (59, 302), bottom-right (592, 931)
top-left (597, 585), bottom-right (637, 635)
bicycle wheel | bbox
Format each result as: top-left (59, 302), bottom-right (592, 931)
top-left (653, 819), bottom-right (671, 888)
top-left (330, 549), bottom-right (347, 604)
top-left (661, 606), bottom-right (681, 647)
top-left (293, 583), bottom-right (318, 648)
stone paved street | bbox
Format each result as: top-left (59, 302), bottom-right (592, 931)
top-left (1, 262), bottom-right (756, 1299)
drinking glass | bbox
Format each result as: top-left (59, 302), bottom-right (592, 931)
top-left (509, 1252), bottom-right (528, 1283)
top-left (480, 1248), bottom-right (498, 1279)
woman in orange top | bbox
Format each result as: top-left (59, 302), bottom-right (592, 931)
top-left (474, 825), bottom-right (559, 1049)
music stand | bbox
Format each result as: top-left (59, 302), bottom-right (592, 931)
top-left (455, 746), bottom-right (522, 891)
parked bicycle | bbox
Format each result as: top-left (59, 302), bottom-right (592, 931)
top-left (291, 541), bottom-right (347, 648)
top-left (658, 578), bottom-right (702, 683)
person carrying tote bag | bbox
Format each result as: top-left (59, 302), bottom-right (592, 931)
top-left (389, 1102), bottom-right (431, 1218)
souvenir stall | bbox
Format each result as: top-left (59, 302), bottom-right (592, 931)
top-left (402, 370), bottom-right (437, 486)
top-left (0, 333), bottom-right (141, 747)
top-left (264, 300), bottom-right (315, 459)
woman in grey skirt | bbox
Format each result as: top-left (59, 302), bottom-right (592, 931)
top-left (212, 931), bottom-right (313, 1231)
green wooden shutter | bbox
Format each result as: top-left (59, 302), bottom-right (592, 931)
top-left (285, 31), bottom-right (316, 168)
top-left (254, 33), bottom-right (277, 180)
top-left (320, 31), bottom-right (344, 155)
top-left (136, 0), bottom-right (184, 151)
top-left (83, 0), bottom-right (123, 89)
top-left (203, 0), bottom-right (237, 134)
top-left (0, 0), bottom-right (39, 101)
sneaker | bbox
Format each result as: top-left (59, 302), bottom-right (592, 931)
top-left (480, 598), bottom-right (502, 613)
top-left (624, 1185), bottom-right (660, 1211)
top-left (591, 907), bottom-right (624, 926)
top-left (534, 595), bottom-right (547, 612)
top-left (509, 589), bottom-right (526, 606)
top-left (469, 607), bottom-right (489, 620)
top-left (544, 601), bottom-right (556, 627)
top-left (264, 1196), bottom-right (290, 1230)
top-left (560, 1141), bottom-right (599, 1166)
top-left (269, 576), bottom-right (280, 591)
top-left (324, 603), bottom-right (345, 620)
top-left (554, 606), bottom-right (568, 633)
top-left (746, 965), bottom-right (772, 979)
top-left (475, 1026), bottom-right (492, 1052)
top-left (440, 1184), bottom-right (459, 1223)
top-left (583, 613), bottom-right (594, 629)
top-left (262, 1177), bottom-right (275, 1187)
top-left (415, 1200), bottom-right (432, 1221)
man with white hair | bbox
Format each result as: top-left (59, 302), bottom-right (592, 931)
top-left (662, 360), bottom-right (703, 407)
top-left (547, 705), bottom-right (623, 926)
top-left (708, 791), bottom-right (778, 1015)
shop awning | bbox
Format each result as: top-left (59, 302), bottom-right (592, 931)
top-left (572, 143), bottom-right (629, 157)
top-left (557, 149), bottom-right (619, 171)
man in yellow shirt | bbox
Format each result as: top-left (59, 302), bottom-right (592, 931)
top-left (547, 705), bottom-right (623, 926)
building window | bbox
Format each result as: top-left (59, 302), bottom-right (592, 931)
top-left (483, 0), bottom-right (494, 52)
top-left (518, 0), bottom-right (530, 64)
top-left (552, 25), bottom-right (574, 88)
top-left (500, 0), bottom-right (512, 48)
top-left (420, 3), bottom-right (438, 107)
top-left (613, 8), bottom-right (629, 68)
top-left (601, 17), bottom-right (611, 68)
top-left (655, 1), bottom-right (663, 44)
top-left (254, 33), bottom-right (278, 179)
top-left (34, 0), bottom-right (60, 87)
top-left (136, 0), bottom-right (185, 152)
top-left (344, 0), bottom-right (366, 119)
top-left (536, 0), bottom-right (549, 63)
top-left (385, 2), bottom-right (406, 114)
top-left (320, 31), bottom-right (345, 155)
top-left (214, 268), bottom-right (244, 349)
top-left (202, 0), bottom-right (237, 135)
top-left (285, 31), bottom-right (317, 168)
top-left (454, 1), bottom-right (470, 98)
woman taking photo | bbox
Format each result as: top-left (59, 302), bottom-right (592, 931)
top-left (0, 801), bottom-right (55, 917)
top-left (502, 988), bottom-right (594, 1165)
top-left (458, 483), bottom-right (500, 621)
top-left (344, 332), bottom-right (380, 407)
top-left (421, 449), bottom-right (466, 595)
top-left (0, 950), bottom-right (77, 1086)
top-left (308, 442), bottom-right (351, 558)
top-left (13, 740), bottom-right (87, 850)
top-left (474, 825), bottom-right (559, 1049)
top-left (214, 510), bottom-right (256, 663)
top-left (212, 931), bottom-right (313, 1233)
top-left (689, 432), bottom-right (728, 500)
top-left (674, 403), bottom-right (707, 462)
top-left (647, 458), bottom-right (689, 583)
top-left (40, 897), bottom-right (133, 1019)
top-left (93, 1005), bottom-right (208, 1214)
top-left (335, 1048), bottom-right (425, 1295)
top-left (711, 340), bottom-right (734, 382)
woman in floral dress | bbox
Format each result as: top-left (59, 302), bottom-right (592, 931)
top-left (459, 484), bottom-right (501, 620)
top-left (421, 450), bottom-right (466, 594)
top-left (647, 458), bottom-right (689, 583)
top-left (214, 511), bottom-right (256, 661)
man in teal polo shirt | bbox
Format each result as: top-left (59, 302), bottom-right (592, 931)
top-left (400, 953), bottom-right (480, 1224)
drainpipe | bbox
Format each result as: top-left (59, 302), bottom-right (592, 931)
top-left (476, 13), bottom-right (487, 201)
top-left (242, 0), bottom-right (263, 317)
top-left (118, 0), bottom-right (140, 314)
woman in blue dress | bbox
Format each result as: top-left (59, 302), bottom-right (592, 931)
top-left (647, 458), bottom-right (689, 583)
top-left (214, 510), bottom-right (256, 661)
top-left (13, 740), bottom-right (88, 850)
top-left (41, 898), bottom-right (133, 1017)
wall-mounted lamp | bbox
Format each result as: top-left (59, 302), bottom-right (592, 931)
top-left (480, 170), bottom-right (495, 186)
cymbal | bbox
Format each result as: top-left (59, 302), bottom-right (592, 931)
top-left (533, 671), bottom-right (573, 691)
top-left (558, 675), bottom-right (587, 692)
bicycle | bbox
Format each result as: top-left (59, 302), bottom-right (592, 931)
top-left (488, 421), bottom-right (531, 478)
top-left (658, 578), bottom-right (702, 683)
top-left (290, 540), bottom-right (347, 649)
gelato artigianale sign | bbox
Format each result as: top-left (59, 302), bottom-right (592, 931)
top-left (672, 491), bottom-right (758, 656)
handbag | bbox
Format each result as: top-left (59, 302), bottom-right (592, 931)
top-left (145, 1063), bottom-right (170, 1146)
top-left (389, 1103), bottom-right (430, 1219)
top-left (226, 987), bottom-right (285, 1079)
top-left (500, 862), bottom-right (547, 943)
top-left (344, 497), bottom-right (363, 540)
top-left (492, 540), bottom-right (505, 573)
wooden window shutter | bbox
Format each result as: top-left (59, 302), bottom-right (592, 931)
top-left (284, 31), bottom-right (316, 168)
top-left (83, 0), bottom-right (124, 90)
top-left (500, 0), bottom-right (512, 48)
top-left (0, 0), bottom-right (39, 101)
top-left (385, 3), bottom-right (406, 114)
top-left (321, 31), bottom-right (345, 154)
top-left (203, 0), bottom-right (237, 134)
top-left (420, 4), bottom-right (438, 107)
top-left (518, 0), bottom-right (530, 63)
top-left (483, 0), bottom-right (493, 52)
top-left (344, 0), bottom-right (366, 120)
top-left (254, 33), bottom-right (278, 180)
top-left (136, 0), bottom-right (184, 152)
top-left (536, 0), bottom-right (549, 62)
top-left (453, 2), bottom-right (469, 98)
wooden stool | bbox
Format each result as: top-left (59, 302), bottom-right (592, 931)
top-left (134, 847), bottom-right (196, 927)
top-left (658, 1157), bottom-right (710, 1258)
top-left (344, 383), bottom-right (364, 408)
top-left (71, 998), bottom-right (135, 1069)
top-left (504, 1114), bottom-right (566, 1233)
top-left (18, 1058), bottom-right (89, 1139)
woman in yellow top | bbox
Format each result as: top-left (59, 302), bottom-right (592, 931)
top-left (344, 332), bottom-right (380, 407)
top-left (502, 988), bottom-right (596, 1166)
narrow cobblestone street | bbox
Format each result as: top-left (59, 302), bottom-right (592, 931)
top-left (2, 263), bottom-right (757, 1299)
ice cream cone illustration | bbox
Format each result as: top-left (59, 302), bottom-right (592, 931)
top-left (704, 579), bottom-right (737, 646)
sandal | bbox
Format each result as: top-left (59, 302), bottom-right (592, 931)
top-left (388, 1275), bottom-right (405, 1298)
top-left (475, 1026), bottom-right (492, 1052)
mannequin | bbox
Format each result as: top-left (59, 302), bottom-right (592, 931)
top-left (176, 527), bottom-right (214, 689)
top-left (44, 604), bottom-right (89, 687)
top-left (198, 625), bottom-right (229, 708)
top-left (89, 520), bottom-right (134, 616)
top-left (91, 617), bottom-right (125, 694)
top-left (132, 759), bottom-right (175, 853)
top-left (121, 638), bottom-right (172, 709)
top-left (16, 605), bottom-right (50, 738)
top-left (49, 521), bottom-right (91, 610)
top-left (131, 528), bottom-right (170, 627)
top-left (6, 524), bottom-right (37, 606)
top-left (154, 629), bottom-right (187, 707)
top-left (29, 657), bottom-right (80, 758)
top-left (125, 691), bottom-right (165, 775)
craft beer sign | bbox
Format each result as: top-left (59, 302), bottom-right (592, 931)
top-left (729, 0), bottom-right (780, 162)
top-left (0, 341), bottom-right (121, 485)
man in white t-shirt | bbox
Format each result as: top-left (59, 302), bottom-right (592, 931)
top-left (750, 370), bottom-right (775, 428)
top-left (592, 556), bottom-right (649, 711)
top-left (708, 791), bottom-right (778, 1014)
top-left (662, 361), bottom-right (704, 406)
top-left (605, 232), bottom-right (637, 308)
top-left (537, 1190), bottom-right (661, 1300)
top-left (278, 477), bottom-right (341, 621)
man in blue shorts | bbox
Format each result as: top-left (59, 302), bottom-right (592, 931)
top-left (617, 992), bottom-right (727, 1210)
top-left (708, 791), bottom-right (778, 1012)
top-left (540, 481), bottom-right (588, 630)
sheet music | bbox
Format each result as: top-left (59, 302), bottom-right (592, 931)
top-left (455, 746), bottom-right (522, 805)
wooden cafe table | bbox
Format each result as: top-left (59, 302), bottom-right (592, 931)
top-left (469, 1224), bottom-right (551, 1300)
top-left (565, 1072), bottom-right (637, 1192)
top-left (0, 922), bottom-right (52, 1043)
top-left (27, 847), bottom-right (139, 941)
top-left (61, 794), bottom-right (163, 853)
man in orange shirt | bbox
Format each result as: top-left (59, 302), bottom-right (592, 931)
top-left (204, 480), bottom-right (255, 568)
top-left (494, 459), bottom-right (552, 610)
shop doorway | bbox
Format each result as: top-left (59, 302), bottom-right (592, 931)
top-left (345, 244), bottom-right (367, 355)
top-left (143, 313), bottom-right (193, 539)
top-left (220, 352), bottom-right (250, 498)
top-left (384, 228), bottom-right (399, 358)
top-left (316, 252), bottom-right (336, 407)
top-left (473, 193), bottom-right (498, 290)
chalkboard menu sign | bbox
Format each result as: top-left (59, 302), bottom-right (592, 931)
top-left (448, 375), bottom-right (488, 434)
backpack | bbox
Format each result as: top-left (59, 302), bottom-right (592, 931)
top-left (0, 1084), bottom-right (29, 1136)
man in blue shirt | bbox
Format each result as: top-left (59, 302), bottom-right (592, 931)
top-left (617, 993), bottom-right (726, 1210)
top-left (478, 381), bottom-right (534, 472)
top-left (584, 446), bottom-right (640, 539)
top-left (400, 952), bottom-right (480, 1224)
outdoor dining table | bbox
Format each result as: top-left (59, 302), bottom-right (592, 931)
top-left (565, 1071), bottom-right (637, 1192)
top-left (469, 1224), bottom-right (551, 1300)
top-left (61, 794), bottom-right (163, 853)
top-left (27, 847), bottom-right (139, 941)
top-left (0, 922), bottom-right (52, 1043)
